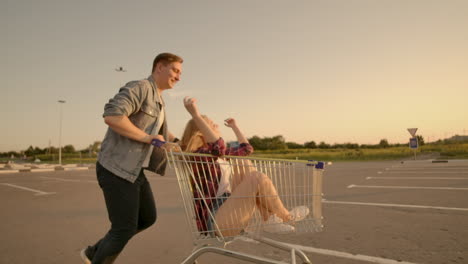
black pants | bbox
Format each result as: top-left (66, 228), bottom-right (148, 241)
top-left (89, 162), bottom-right (157, 264)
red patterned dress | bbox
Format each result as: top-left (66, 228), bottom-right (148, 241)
top-left (190, 138), bottom-right (253, 233)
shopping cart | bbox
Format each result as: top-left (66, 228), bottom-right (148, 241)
top-left (166, 151), bottom-right (325, 264)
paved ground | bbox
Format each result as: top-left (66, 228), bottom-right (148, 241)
top-left (0, 159), bottom-right (467, 264)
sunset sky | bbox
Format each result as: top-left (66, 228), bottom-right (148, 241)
top-left (2, 0), bottom-right (467, 152)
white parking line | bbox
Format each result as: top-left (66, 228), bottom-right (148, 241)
top-left (366, 176), bottom-right (468, 180)
top-left (384, 171), bottom-right (468, 174)
top-left (64, 167), bottom-right (89, 171)
top-left (147, 177), bottom-right (177, 181)
top-left (31, 168), bottom-right (55, 172)
top-left (0, 183), bottom-right (55, 196)
top-left (323, 199), bottom-right (468, 212)
top-left (389, 167), bottom-right (468, 171)
top-left (347, 184), bottom-right (468, 191)
top-left (261, 237), bottom-right (417, 264)
top-left (40, 176), bottom-right (97, 183)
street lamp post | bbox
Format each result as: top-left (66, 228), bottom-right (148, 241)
top-left (58, 100), bottom-right (66, 165)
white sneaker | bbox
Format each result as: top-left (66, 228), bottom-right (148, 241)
top-left (289, 206), bottom-right (309, 222)
top-left (263, 215), bottom-right (295, 234)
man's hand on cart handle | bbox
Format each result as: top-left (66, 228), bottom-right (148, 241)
top-left (151, 139), bottom-right (181, 152)
top-left (142, 134), bottom-right (164, 144)
top-left (151, 138), bottom-right (165, 147)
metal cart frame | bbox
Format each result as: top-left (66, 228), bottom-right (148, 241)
top-left (166, 151), bottom-right (324, 264)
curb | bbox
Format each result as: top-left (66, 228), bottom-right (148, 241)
top-left (0, 170), bottom-right (21, 174)
top-left (0, 166), bottom-right (93, 174)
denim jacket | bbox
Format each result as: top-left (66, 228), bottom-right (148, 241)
top-left (98, 76), bottom-right (169, 183)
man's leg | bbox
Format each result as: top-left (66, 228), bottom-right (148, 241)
top-left (137, 173), bottom-right (157, 232)
top-left (90, 163), bottom-right (142, 264)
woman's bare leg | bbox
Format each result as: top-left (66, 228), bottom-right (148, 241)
top-left (231, 161), bottom-right (290, 222)
top-left (255, 198), bottom-right (272, 221)
top-left (253, 171), bottom-right (291, 222)
top-left (231, 160), bottom-right (278, 221)
top-left (214, 174), bottom-right (258, 237)
top-left (230, 159), bottom-right (255, 190)
top-left (216, 163), bottom-right (292, 236)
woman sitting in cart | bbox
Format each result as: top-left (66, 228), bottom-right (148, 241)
top-left (180, 97), bottom-right (308, 237)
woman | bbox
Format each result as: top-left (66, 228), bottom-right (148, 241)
top-left (181, 97), bottom-right (308, 237)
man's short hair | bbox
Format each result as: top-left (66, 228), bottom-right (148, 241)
top-left (152, 53), bottom-right (183, 73)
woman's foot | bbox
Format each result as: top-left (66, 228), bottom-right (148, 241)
top-left (263, 215), bottom-right (295, 234)
top-left (277, 205), bottom-right (310, 223)
top-left (288, 206), bottom-right (310, 222)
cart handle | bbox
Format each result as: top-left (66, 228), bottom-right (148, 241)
top-left (151, 139), bottom-right (166, 147)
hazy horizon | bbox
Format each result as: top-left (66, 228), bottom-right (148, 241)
top-left (1, 130), bottom-right (466, 154)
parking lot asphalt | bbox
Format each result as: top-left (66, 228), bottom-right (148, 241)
top-left (0, 159), bottom-right (467, 264)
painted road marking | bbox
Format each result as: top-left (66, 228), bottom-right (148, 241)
top-left (390, 168), bottom-right (468, 171)
top-left (148, 177), bottom-right (177, 181)
top-left (0, 183), bottom-right (55, 196)
top-left (366, 176), bottom-right (468, 180)
top-left (40, 176), bottom-right (97, 183)
top-left (384, 171), bottom-right (468, 174)
top-left (262, 237), bottom-right (417, 264)
top-left (64, 167), bottom-right (89, 171)
top-left (30, 168), bottom-right (55, 172)
top-left (323, 199), bottom-right (468, 212)
top-left (347, 184), bottom-right (468, 191)
top-left (389, 167), bottom-right (468, 170)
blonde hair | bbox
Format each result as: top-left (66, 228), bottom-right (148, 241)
top-left (180, 115), bottom-right (210, 152)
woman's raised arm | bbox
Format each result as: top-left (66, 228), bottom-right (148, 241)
top-left (183, 97), bottom-right (219, 143)
top-left (224, 118), bottom-right (249, 144)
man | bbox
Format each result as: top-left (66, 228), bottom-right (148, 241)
top-left (81, 53), bottom-right (183, 264)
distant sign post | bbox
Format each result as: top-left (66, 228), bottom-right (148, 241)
top-left (407, 128), bottom-right (418, 160)
top-left (407, 128), bottom-right (418, 137)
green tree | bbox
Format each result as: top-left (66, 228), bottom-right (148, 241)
top-left (379, 139), bottom-right (389, 148)
top-left (344, 142), bottom-right (359, 149)
top-left (248, 135), bottom-right (287, 150)
top-left (63, 144), bottom-right (76, 153)
top-left (304, 140), bottom-right (317, 148)
top-left (248, 135), bottom-right (267, 150)
top-left (7, 151), bottom-right (20, 157)
top-left (24, 146), bottom-right (45, 157)
top-left (286, 142), bottom-right (303, 149)
top-left (304, 141), bottom-right (317, 148)
top-left (89, 141), bottom-right (101, 153)
top-left (416, 135), bottom-right (425, 146)
top-left (267, 135), bottom-right (287, 150)
top-left (24, 146), bottom-right (35, 156)
top-left (49, 147), bottom-right (58, 154)
top-left (318, 141), bottom-right (330, 149)
top-left (34, 147), bottom-right (45, 155)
